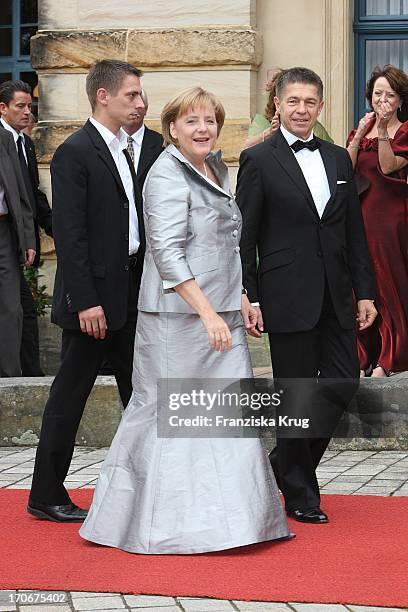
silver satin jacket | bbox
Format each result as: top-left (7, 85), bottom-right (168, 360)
top-left (138, 144), bottom-right (243, 313)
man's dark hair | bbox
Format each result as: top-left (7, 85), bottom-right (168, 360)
top-left (275, 67), bottom-right (323, 100)
top-left (86, 60), bottom-right (143, 112)
top-left (0, 80), bottom-right (32, 105)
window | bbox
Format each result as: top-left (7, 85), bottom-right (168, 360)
top-left (0, 0), bottom-right (38, 113)
top-left (354, 0), bottom-right (408, 122)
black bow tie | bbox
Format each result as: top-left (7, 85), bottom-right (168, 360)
top-left (290, 137), bottom-right (321, 153)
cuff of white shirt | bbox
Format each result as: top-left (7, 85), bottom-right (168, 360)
top-left (251, 302), bottom-right (260, 307)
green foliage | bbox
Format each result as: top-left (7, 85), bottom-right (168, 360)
top-left (23, 261), bottom-right (50, 317)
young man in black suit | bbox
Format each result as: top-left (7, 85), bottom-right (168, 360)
top-left (237, 67), bottom-right (377, 524)
top-left (28, 60), bottom-right (146, 522)
top-left (98, 89), bottom-right (163, 376)
top-left (0, 80), bottom-right (53, 376)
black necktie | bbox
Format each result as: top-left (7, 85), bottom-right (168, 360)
top-left (126, 136), bottom-right (135, 164)
top-left (17, 135), bottom-right (36, 215)
top-left (290, 137), bottom-right (321, 153)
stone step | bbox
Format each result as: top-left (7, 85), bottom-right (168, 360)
top-left (0, 372), bottom-right (407, 449)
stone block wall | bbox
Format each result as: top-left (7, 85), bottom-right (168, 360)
top-left (32, 0), bottom-right (261, 166)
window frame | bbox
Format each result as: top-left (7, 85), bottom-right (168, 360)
top-left (0, 0), bottom-right (37, 83)
top-left (353, 0), bottom-right (408, 124)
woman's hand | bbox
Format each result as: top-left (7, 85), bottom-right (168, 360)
top-left (355, 111), bottom-right (375, 139)
top-left (377, 101), bottom-right (393, 133)
top-left (200, 310), bottom-right (232, 352)
top-left (270, 110), bottom-right (280, 132)
top-left (174, 279), bottom-right (232, 351)
top-left (262, 111), bottom-right (280, 141)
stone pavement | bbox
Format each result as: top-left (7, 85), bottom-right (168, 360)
top-left (0, 447), bottom-right (407, 612)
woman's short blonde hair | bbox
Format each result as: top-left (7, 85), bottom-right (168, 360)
top-left (161, 86), bottom-right (225, 145)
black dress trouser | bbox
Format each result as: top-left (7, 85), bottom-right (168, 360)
top-left (30, 262), bottom-right (141, 505)
top-left (268, 284), bottom-right (360, 511)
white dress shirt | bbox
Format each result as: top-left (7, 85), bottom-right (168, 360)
top-left (122, 124), bottom-right (145, 173)
top-left (0, 117), bottom-right (27, 162)
top-left (280, 124), bottom-right (331, 218)
top-left (89, 117), bottom-right (140, 255)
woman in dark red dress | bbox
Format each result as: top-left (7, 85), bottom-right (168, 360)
top-left (347, 65), bottom-right (408, 377)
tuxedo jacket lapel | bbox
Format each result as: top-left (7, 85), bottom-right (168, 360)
top-left (25, 139), bottom-right (43, 218)
top-left (25, 138), bottom-right (38, 186)
top-left (137, 127), bottom-right (156, 180)
top-left (319, 140), bottom-right (338, 220)
top-left (84, 120), bottom-right (127, 200)
top-left (270, 131), bottom-right (319, 219)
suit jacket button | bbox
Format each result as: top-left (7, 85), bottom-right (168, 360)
top-left (234, 246), bottom-right (240, 253)
top-left (317, 250), bottom-right (323, 257)
top-left (124, 264), bottom-right (129, 271)
top-left (232, 229), bottom-right (238, 237)
top-left (123, 202), bottom-right (129, 209)
top-left (319, 222), bottom-right (324, 229)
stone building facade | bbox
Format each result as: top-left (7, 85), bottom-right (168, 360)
top-left (31, 0), bottom-right (353, 289)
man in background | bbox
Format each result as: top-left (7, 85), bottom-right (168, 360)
top-left (0, 129), bottom-right (36, 376)
top-left (122, 88), bottom-right (163, 191)
top-left (0, 80), bottom-right (53, 376)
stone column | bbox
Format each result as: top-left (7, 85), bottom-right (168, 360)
top-left (323, 0), bottom-right (355, 145)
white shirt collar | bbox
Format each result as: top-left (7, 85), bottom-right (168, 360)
top-left (89, 116), bottom-right (121, 148)
top-left (1, 117), bottom-right (22, 143)
top-left (122, 123), bottom-right (145, 147)
top-left (280, 124), bottom-right (314, 145)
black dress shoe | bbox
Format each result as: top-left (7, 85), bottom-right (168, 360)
top-left (286, 508), bottom-right (328, 524)
top-left (27, 500), bottom-right (88, 522)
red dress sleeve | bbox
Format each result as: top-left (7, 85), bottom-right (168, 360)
top-left (392, 121), bottom-right (408, 159)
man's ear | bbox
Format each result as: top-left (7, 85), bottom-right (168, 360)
top-left (273, 96), bottom-right (280, 114)
top-left (96, 87), bottom-right (109, 107)
top-left (0, 102), bottom-right (7, 115)
top-left (317, 99), bottom-right (324, 115)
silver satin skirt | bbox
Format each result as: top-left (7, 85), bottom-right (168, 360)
top-left (80, 310), bottom-right (290, 554)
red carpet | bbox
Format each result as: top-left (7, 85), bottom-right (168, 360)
top-left (1, 490), bottom-right (407, 607)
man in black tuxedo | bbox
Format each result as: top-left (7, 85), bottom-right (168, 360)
top-left (28, 60), bottom-right (146, 522)
top-left (0, 80), bottom-right (53, 376)
top-left (236, 67), bottom-right (377, 524)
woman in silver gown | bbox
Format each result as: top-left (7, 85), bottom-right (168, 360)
top-left (80, 87), bottom-right (291, 554)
